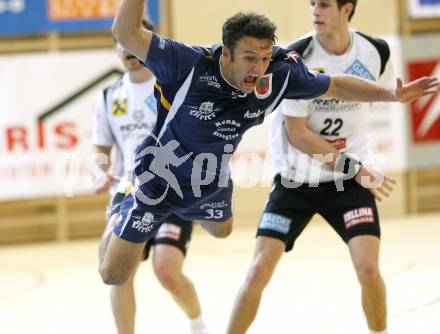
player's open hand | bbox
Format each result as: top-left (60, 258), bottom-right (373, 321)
top-left (395, 76), bottom-right (439, 103)
top-left (354, 166), bottom-right (396, 202)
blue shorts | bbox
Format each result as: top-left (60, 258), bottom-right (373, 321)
top-left (114, 180), bottom-right (233, 243)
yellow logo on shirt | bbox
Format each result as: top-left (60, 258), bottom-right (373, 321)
top-left (311, 67), bottom-right (326, 74)
top-left (112, 98), bottom-right (127, 116)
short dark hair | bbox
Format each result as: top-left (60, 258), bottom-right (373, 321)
top-left (222, 12), bottom-right (277, 57)
top-left (336, 0), bottom-right (357, 21)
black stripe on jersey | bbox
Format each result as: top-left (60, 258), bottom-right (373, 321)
top-left (355, 32), bottom-right (390, 76)
top-left (103, 75), bottom-right (124, 109)
top-left (287, 36), bottom-right (313, 58)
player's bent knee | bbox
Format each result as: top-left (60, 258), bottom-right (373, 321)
top-left (246, 260), bottom-right (273, 289)
top-left (99, 263), bottom-right (130, 286)
top-left (355, 261), bottom-right (380, 284)
top-left (155, 268), bottom-right (181, 292)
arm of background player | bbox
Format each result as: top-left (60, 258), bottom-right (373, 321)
top-left (93, 145), bottom-right (120, 194)
top-left (112, 0), bottom-right (153, 62)
top-left (284, 115), bottom-right (394, 201)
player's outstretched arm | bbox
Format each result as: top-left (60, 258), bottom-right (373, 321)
top-left (112, 0), bottom-right (153, 62)
top-left (322, 74), bottom-right (439, 104)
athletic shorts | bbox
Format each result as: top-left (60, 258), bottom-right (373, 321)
top-left (113, 180), bottom-right (233, 243)
top-left (257, 174), bottom-right (380, 251)
top-left (106, 192), bottom-right (192, 259)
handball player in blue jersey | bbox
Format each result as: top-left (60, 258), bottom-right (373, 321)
top-left (99, 0), bottom-right (439, 286)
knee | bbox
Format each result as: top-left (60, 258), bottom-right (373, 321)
top-left (155, 266), bottom-right (181, 292)
top-left (355, 261), bottom-right (381, 286)
top-left (245, 260), bottom-right (273, 291)
top-left (213, 223), bottom-right (233, 238)
top-left (99, 264), bottom-right (129, 286)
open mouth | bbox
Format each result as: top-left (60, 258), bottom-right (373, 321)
top-left (125, 54), bottom-right (138, 61)
top-left (244, 75), bottom-right (258, 87)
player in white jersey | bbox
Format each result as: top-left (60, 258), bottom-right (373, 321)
top-left (92, 19), bottom-right (209, 334)
top-left (227, 1), bottom-right (394, 334)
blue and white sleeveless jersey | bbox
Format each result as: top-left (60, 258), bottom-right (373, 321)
top-left (133, 33), bottom-right (331, 208)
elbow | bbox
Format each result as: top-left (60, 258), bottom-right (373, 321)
top-left (111, 20), bottom-right (123, 44)
top-left (111, 19), bottom-right (131, 47)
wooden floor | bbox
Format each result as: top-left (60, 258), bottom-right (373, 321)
top-left (1, 213), bottom-right (439, 334)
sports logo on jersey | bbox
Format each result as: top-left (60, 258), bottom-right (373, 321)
top-left (345, 60), bottom-right (376, 81)
top-left (145, 94), bottom-right (158, 113)
top-left (244, 109), bottom-right (265, 119)
top-left (255, 73), bottom-right (272, 99)
top-left (213, 119), bottom-right (242, 140)
top-left (189, 101), bottom-right (220, 121)
top-left (133, 110), bottom-right (145, 123)
top-left (312, 67), bottom-right (326, 74)
top-left (285, 51), bottom-right (299, 63)
top-left (326, 138), bottom-right (347, 150)
top-left (408, 59), bottom-right (440, 143)
top-left (112, 98), bottom-right (127, 116)
top-left (198, 74), bottom-right (221, 89)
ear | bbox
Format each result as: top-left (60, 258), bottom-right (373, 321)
top-left (343, 3), bottom-right (354, 18)
top-left (222, 46), bottom-right (232, 63)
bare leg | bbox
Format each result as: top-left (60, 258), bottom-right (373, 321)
top-left (110, 265), bottom-right (140, 334)
top-left (99, 212), bottom-right (145, 285)
top-left (195, 217), bottom-right (233, 238)
top-left (348, 235), bottom-right (387, 332)
top-left (153, 244), bottom-right (202, 319)
top-left (227, 236), bottom-right (285, 334)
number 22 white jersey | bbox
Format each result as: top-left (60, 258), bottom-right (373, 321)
top-left (271, 30), bottom-right (395, 183)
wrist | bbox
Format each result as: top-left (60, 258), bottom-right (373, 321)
top-left (335, 153), bottom-right (362, 177)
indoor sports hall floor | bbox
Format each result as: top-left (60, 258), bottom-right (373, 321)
top-left (1, 213), bottom-right (439, 334)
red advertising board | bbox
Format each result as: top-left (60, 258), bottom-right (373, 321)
top-left (408, 59), bottom-right (440, 143)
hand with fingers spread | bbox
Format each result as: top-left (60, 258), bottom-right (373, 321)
top-left (354, 166), bottom-right (396, 202)
top-left (394, 76), bottom-right (440, 103)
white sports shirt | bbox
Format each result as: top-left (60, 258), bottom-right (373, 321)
top-left (92, 73), bottom-right (157, 192)
top-left (272, 30), bottom-right (395, 184)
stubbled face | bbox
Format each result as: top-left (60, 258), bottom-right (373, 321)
top-left (222, 36), bottom-right (273, 94)
top-left (310, 0), bottom-right (346, 35)
top-left (116, 43), bottom-right (143, 72)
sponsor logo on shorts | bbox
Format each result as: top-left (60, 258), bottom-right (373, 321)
top-left (132, 212), bottom-right (155, 233)
top-left (200, 200), bottom-right (228, 210)
top-left (343, 207), bottom-right (375, 229)
top-left (155, 223), bottom-right (181, 240)
top-left (259, 213), bottom-right (291, 234)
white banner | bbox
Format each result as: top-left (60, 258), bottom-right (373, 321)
top-left (0, 50), bottom-right (122, 200)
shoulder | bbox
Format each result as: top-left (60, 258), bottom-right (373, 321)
top-left (103, 75), bottom-right (124, 97)
top-left (287, 34), bottom-right (314, 57)
top-left (355, 31), bottom-right (390, 75)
